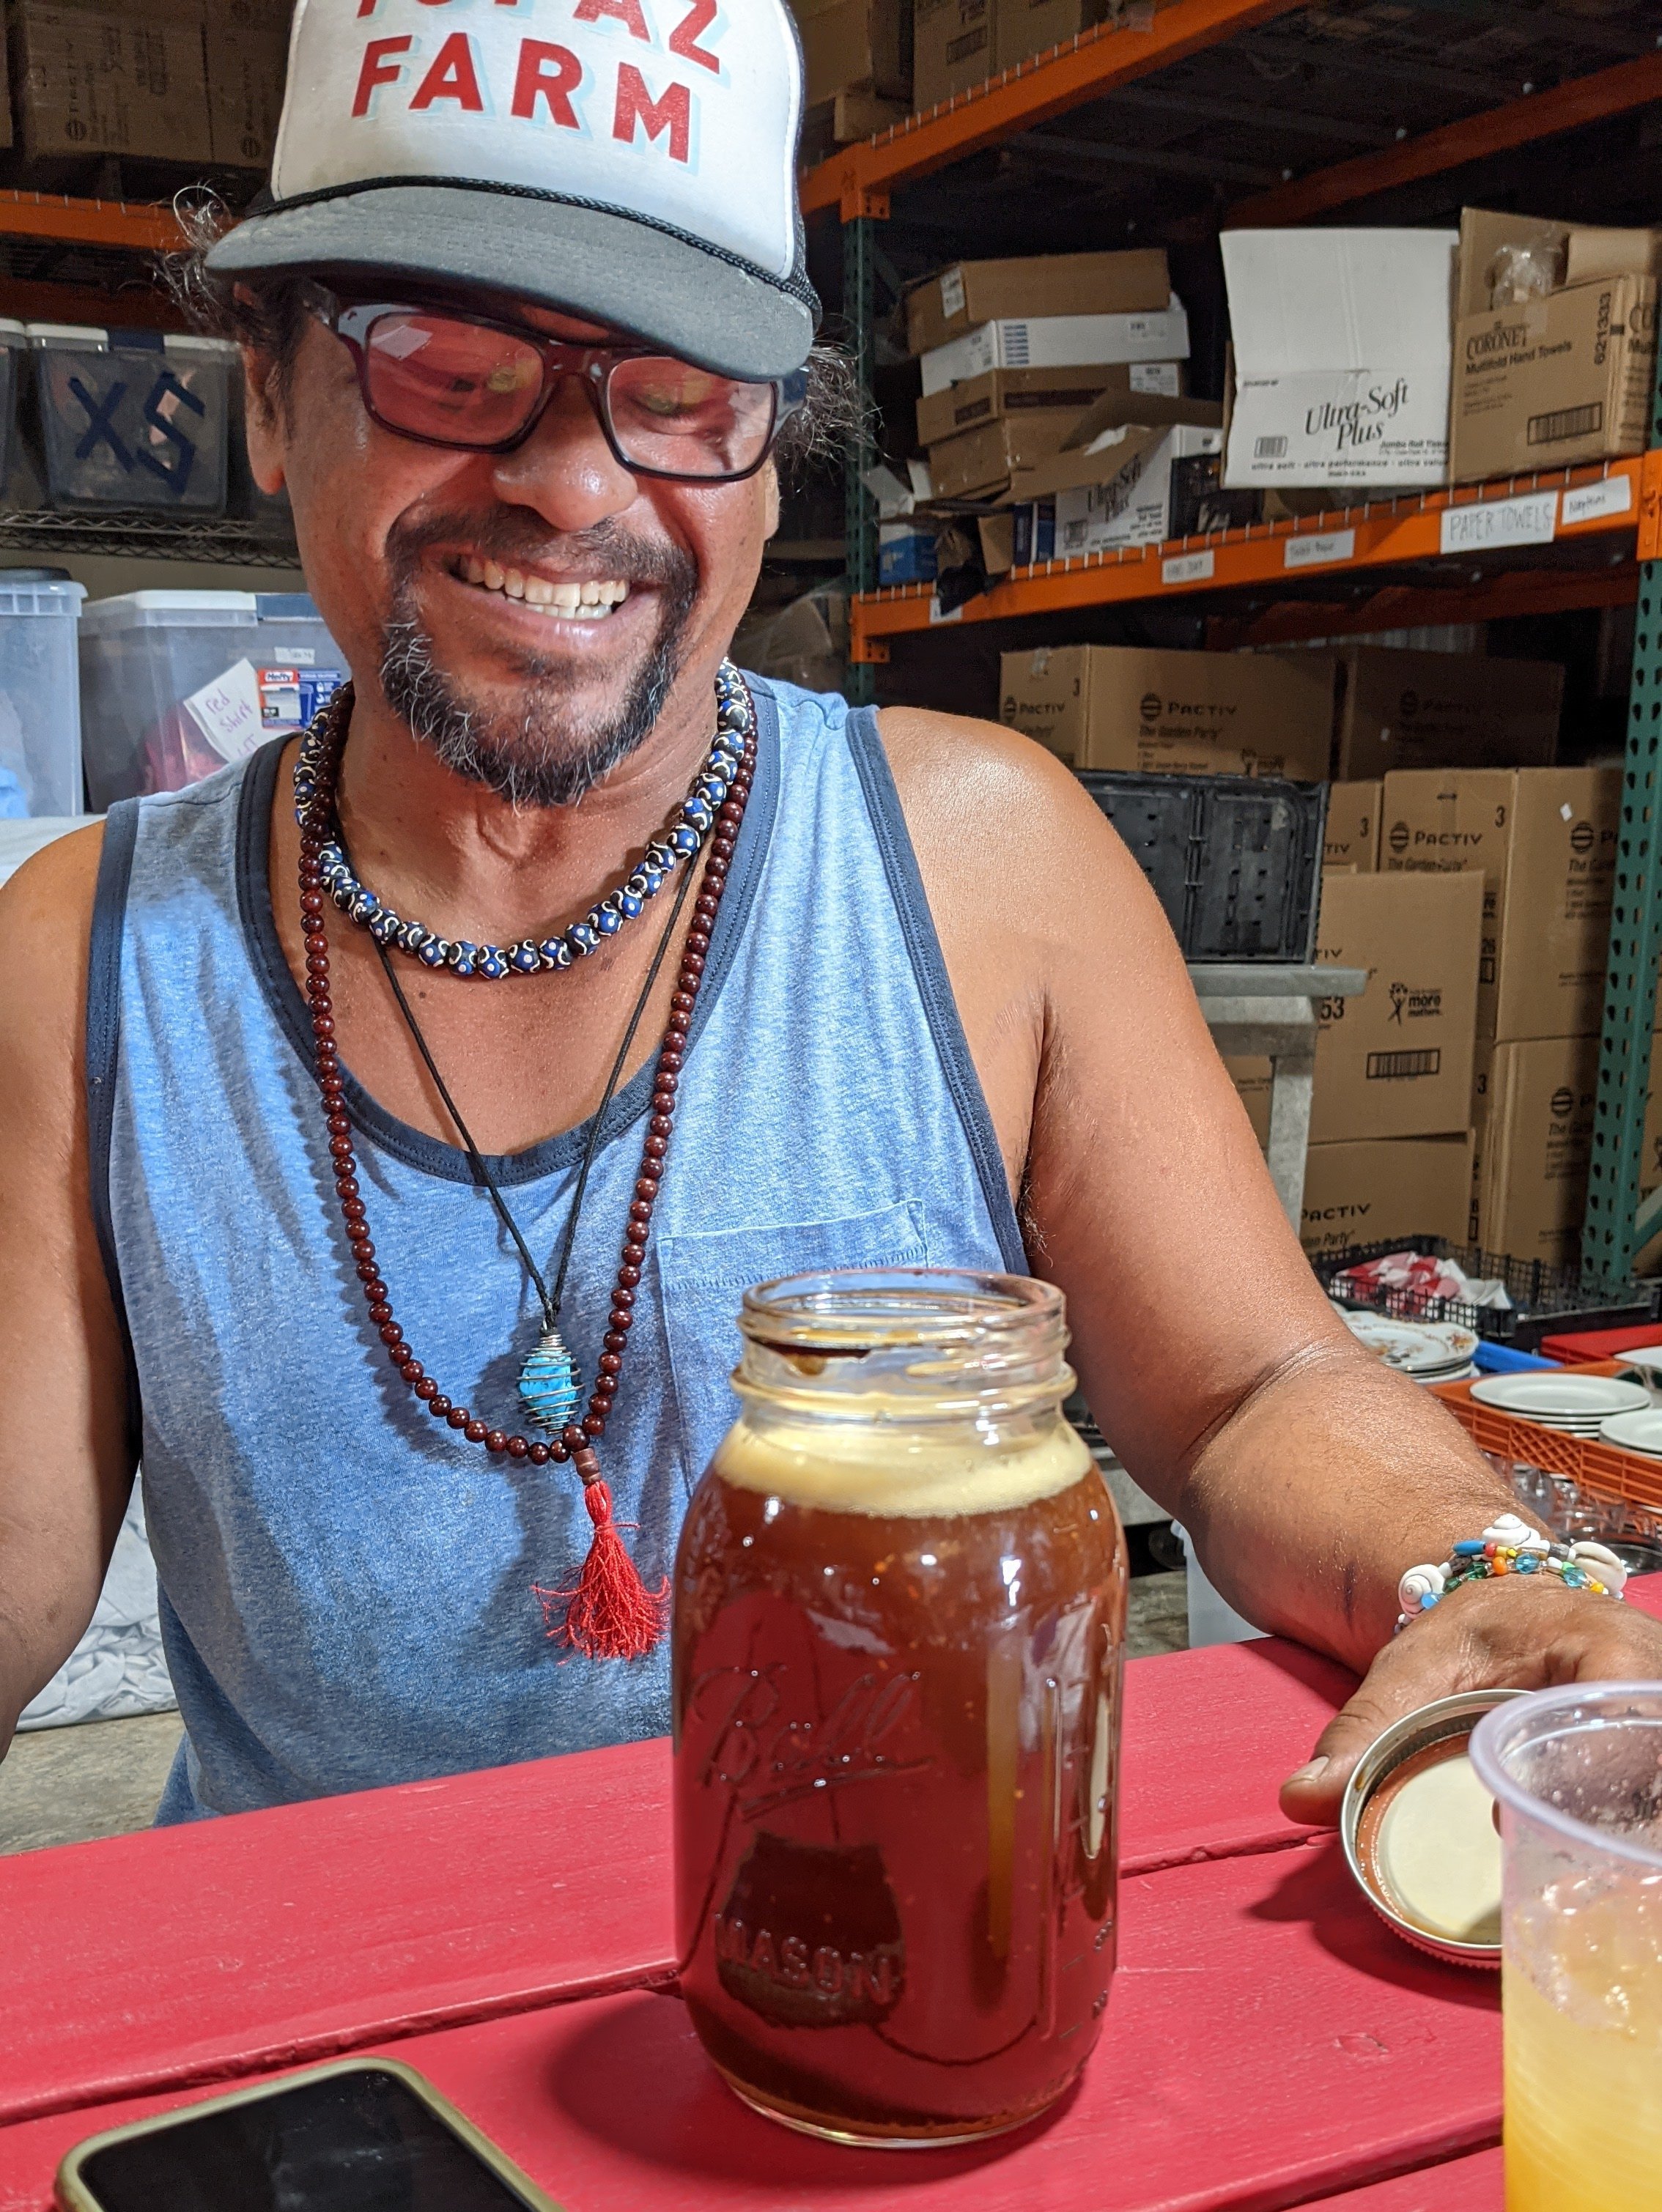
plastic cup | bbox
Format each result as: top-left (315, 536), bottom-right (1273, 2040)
top-left (1470, 1684), bottom-right (1662, 2211)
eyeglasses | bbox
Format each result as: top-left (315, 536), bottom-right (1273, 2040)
top-left (304, 285), bottom-right (805, 484)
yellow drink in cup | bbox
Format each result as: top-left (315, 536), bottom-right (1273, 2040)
top-left (1472, 1687), bottom-right (1662, 2212)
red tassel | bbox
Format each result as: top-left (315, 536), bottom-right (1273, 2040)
top-left (536, 1480), bottom-right (668, 1660)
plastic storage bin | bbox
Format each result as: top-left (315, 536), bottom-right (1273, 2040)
top-left (79, 591), bottom-right (348, 811)
top-left (1078, 769), bottom-right (1328, 964)
top-left (0, 321), bottom-right (26, 500)
top-left (0, 572), bottom-right (85, 817)
top-left (25, 326), bottom-right (236, 515)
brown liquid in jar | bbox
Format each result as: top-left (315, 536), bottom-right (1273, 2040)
top-left (673, 1422), bottom-right (1126, 2145)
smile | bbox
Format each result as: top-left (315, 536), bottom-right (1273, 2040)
top-left (452, 556), bottom-right (633, 620)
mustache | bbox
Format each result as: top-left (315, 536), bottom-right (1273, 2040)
top-left (385, 508), bottom-right (698, 593)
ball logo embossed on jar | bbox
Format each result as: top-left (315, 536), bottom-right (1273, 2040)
top-left (672, 1269), bottom-right (1127, 2148)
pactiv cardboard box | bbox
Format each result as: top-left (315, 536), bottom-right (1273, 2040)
top-left (1334, 646), bottom-right (1563, 780)
top-left (1450, 210), bottom-right (1661, 483)
top-left (1324, 781), bottom-right (1380, 871)
top-left (1470, 1034), bottom-right (1600, 1267)
top-left (905, 250), bottom-right (1172, 356)
top-left (999, 645), bottom-right (1335, 779)
top-left (1381, 766), bottom-right (1621, 1042)
top-left (1312, 871), bottom-right (1484, 1142)
top-left (1300, 1135), bottom-right (1474, 1257)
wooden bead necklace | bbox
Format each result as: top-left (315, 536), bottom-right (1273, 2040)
top-left (295, 677), bottom-right (756, 1660)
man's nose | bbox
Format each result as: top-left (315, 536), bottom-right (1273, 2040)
top-left (488, 374), bottom-right (638, 533)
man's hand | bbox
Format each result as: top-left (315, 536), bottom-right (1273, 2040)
top-left (1279, 1577), bottom-right (1662, 1826)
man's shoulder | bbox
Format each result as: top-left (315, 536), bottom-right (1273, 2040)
top-left (0, 818), bottom-right (106, 941)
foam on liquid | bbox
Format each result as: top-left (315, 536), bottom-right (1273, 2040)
top-left (713, 1413), bottom-right (1094, 1518)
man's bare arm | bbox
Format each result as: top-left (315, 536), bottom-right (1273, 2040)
top-left (0, 826), bottom-right (136, 1751)
top-left (884, 709), bottom-right (1662, 1814)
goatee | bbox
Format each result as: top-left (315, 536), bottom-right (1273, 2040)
top-left (378, 512), bottom-right (700, 810)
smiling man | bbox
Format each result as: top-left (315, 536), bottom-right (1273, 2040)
top-left (1, 0), bottom-right (1658, 1827)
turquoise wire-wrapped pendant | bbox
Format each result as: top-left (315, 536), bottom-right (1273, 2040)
top-left (519, 1325), bottom-right (581, 1435)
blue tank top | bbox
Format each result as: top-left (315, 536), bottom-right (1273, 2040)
top-left (88, 680), bottom-right (1024, 1821)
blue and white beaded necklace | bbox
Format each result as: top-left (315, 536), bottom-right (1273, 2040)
top-left (292, 658), bottom-right (751, 980)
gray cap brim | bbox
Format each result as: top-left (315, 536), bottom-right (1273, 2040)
top-left (206, 183), bottom-right (816, 381)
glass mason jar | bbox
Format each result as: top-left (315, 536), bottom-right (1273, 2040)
top-left (672, 1268), bottom-right (1127, 2147)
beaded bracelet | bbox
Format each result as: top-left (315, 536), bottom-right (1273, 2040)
top-left (1395, 1512), bottom-right (1628, 1634)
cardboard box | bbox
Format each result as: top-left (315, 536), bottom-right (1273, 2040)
top-left (1300, 1136), bottom-right (1474, 1257)
top-left (204, 0), bottom-right (289, 169)
top-left (10, 1), bottom-right (211, 164)
top-left (1324, 781), bottom-right (1380, 872)
top-left (1451, 208), bottom-right (1660, 483)
top-left (1225, 1056), bottom-right (1274, 1155)
top-left (904, 249), bottom-right (1170, 355)
top-left (1052, 424), bottom-right (1223, 555)
top-left (878, 521), bottom-right (937, 585)
top-left (912, 0), bottom-right (991, 107)
top-left (1334, 646), bottom-right (1563, 780)
top-left (998, 644), bottom-right (1335, 780)
top-left (1381, 766), bottom-right (1622, 1042)
top-left (919, 298), bottom-right (1190, 398)
top-left (1471, 1034), bottom-right (1600, 1266)
top-left (794, 0), bottom-right (911, 106)
top-left (915, 363), bottom-right (1167, 448)
top-left (1220, 229), bottom-right (1457, 489)
top-left (927, 410), bottom-right (1079, 499)
top-left (1311, 871), bottom-right (1483, 1142)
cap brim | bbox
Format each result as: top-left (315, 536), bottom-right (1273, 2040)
top-left (205, 183), bottom-right (816, 381)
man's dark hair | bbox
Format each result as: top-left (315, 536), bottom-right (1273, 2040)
top-left (166, 198), bottom-right (860, 480)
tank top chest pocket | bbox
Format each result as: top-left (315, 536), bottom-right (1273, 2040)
top-left (654, 1200), bottom-right (928, 1476)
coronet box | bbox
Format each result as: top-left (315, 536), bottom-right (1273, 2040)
top-left (1381, 766), bottom-right (1621, 1042)
top-left (1220, 228), bottom-right (1458, 489)
top-left (1470, 1033), bottom-right (1600, 1267)
top-left (1450, 210), bottom-right (1661, 484)
top-left (1312, 871), bottom-right (1484, 1143)
top-left (1300, 1135), bottom-right (1474, 1257)
top-left (1324, 780), bottom-right (1381, 871)
top-left (1334, 646), bottom-right (1564, 780)
top-left (998, 644), bottom-right (1335, 780)
top-left (905, 249), bottom-right (1172, 356)
top-left (912, 0), bottom-right (991, 108)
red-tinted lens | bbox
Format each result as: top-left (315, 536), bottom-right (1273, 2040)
top-left (362, 311), bottom-right (545, 448)
top-left (605, 357), bottom-right (777, 478)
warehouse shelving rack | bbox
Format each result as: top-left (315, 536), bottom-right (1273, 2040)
top-left (809, 0), bottom-right (1662, 1281)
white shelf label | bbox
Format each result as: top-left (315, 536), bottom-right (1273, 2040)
top-left (1560, 476), bottom-right (1633, 528)
top-left (1162, 550), bottom-right (1215, 586)
top-left (928, 594), bottom-right (962, 625)
top-left (1284, 530), bottom-right (1356, 571)
top-left (1439, 490), bottom-right (1558, 554)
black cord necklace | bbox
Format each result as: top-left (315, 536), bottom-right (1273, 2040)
top-left (354, 827), bottom-right (701, 1435)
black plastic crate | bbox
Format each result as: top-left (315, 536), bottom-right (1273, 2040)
top-left (1079, 769), bottom-right (1327, 964)
top-left (1311, 1235), bottom-right (1661, 1349)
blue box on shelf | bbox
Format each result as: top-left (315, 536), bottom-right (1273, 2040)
top-left (879, 522), bottom-right (937, 585)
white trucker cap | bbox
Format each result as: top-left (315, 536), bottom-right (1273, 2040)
top-left (207, 0), bottom-right (818, 381)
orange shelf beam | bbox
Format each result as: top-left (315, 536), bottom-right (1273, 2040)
top-left (1208, 563), bottom-right (1639, 650)
top-left (850, 454), bottom-right (1653, 660)
top-left (801, 0), bottom-right (1307, 220)
top-left (1228, 51), bottom-right (1662, 229)
top-left (0, 190), bottom-right (185, 253)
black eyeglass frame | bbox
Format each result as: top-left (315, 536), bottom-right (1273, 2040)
top-left (300, 280), bottom-right (808, 485)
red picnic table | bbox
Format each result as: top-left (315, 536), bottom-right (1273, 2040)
top-left (10, 1586), bottom-right (1658, 2212)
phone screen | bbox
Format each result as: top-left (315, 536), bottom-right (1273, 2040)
top-left (75, 2067), bottom-right (542, 2212)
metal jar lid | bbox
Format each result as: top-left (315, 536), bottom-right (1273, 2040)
top-left (1340, 1688), bottom-right (1526, 1969)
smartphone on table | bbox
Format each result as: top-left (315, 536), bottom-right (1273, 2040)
top-left (55, 2057), bottom-right (561, 2211)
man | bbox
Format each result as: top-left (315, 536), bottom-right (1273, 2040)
top-left (1, 0), bottom-right (1657, 1826)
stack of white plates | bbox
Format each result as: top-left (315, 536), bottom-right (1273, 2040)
top-left (1598, 1408), bottom-right (1662, 1457)
top-left (1470, 1375), bottom-right (1652, 1434)
top-left (1340, 1311), bottom-right (1480, 1384)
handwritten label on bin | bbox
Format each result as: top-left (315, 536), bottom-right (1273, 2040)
top-left (183, 660), bottom-right (265, 764)
top-left (1438, 492), bottom-right (1557, 555)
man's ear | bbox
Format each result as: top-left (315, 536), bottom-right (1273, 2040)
top-left (761, 459), bottom-right (780, 541)
top-left (240, 347), bottom-right (287, 496)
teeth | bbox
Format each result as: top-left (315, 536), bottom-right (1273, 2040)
top-left (457, 563), bottom-right (632, 618)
